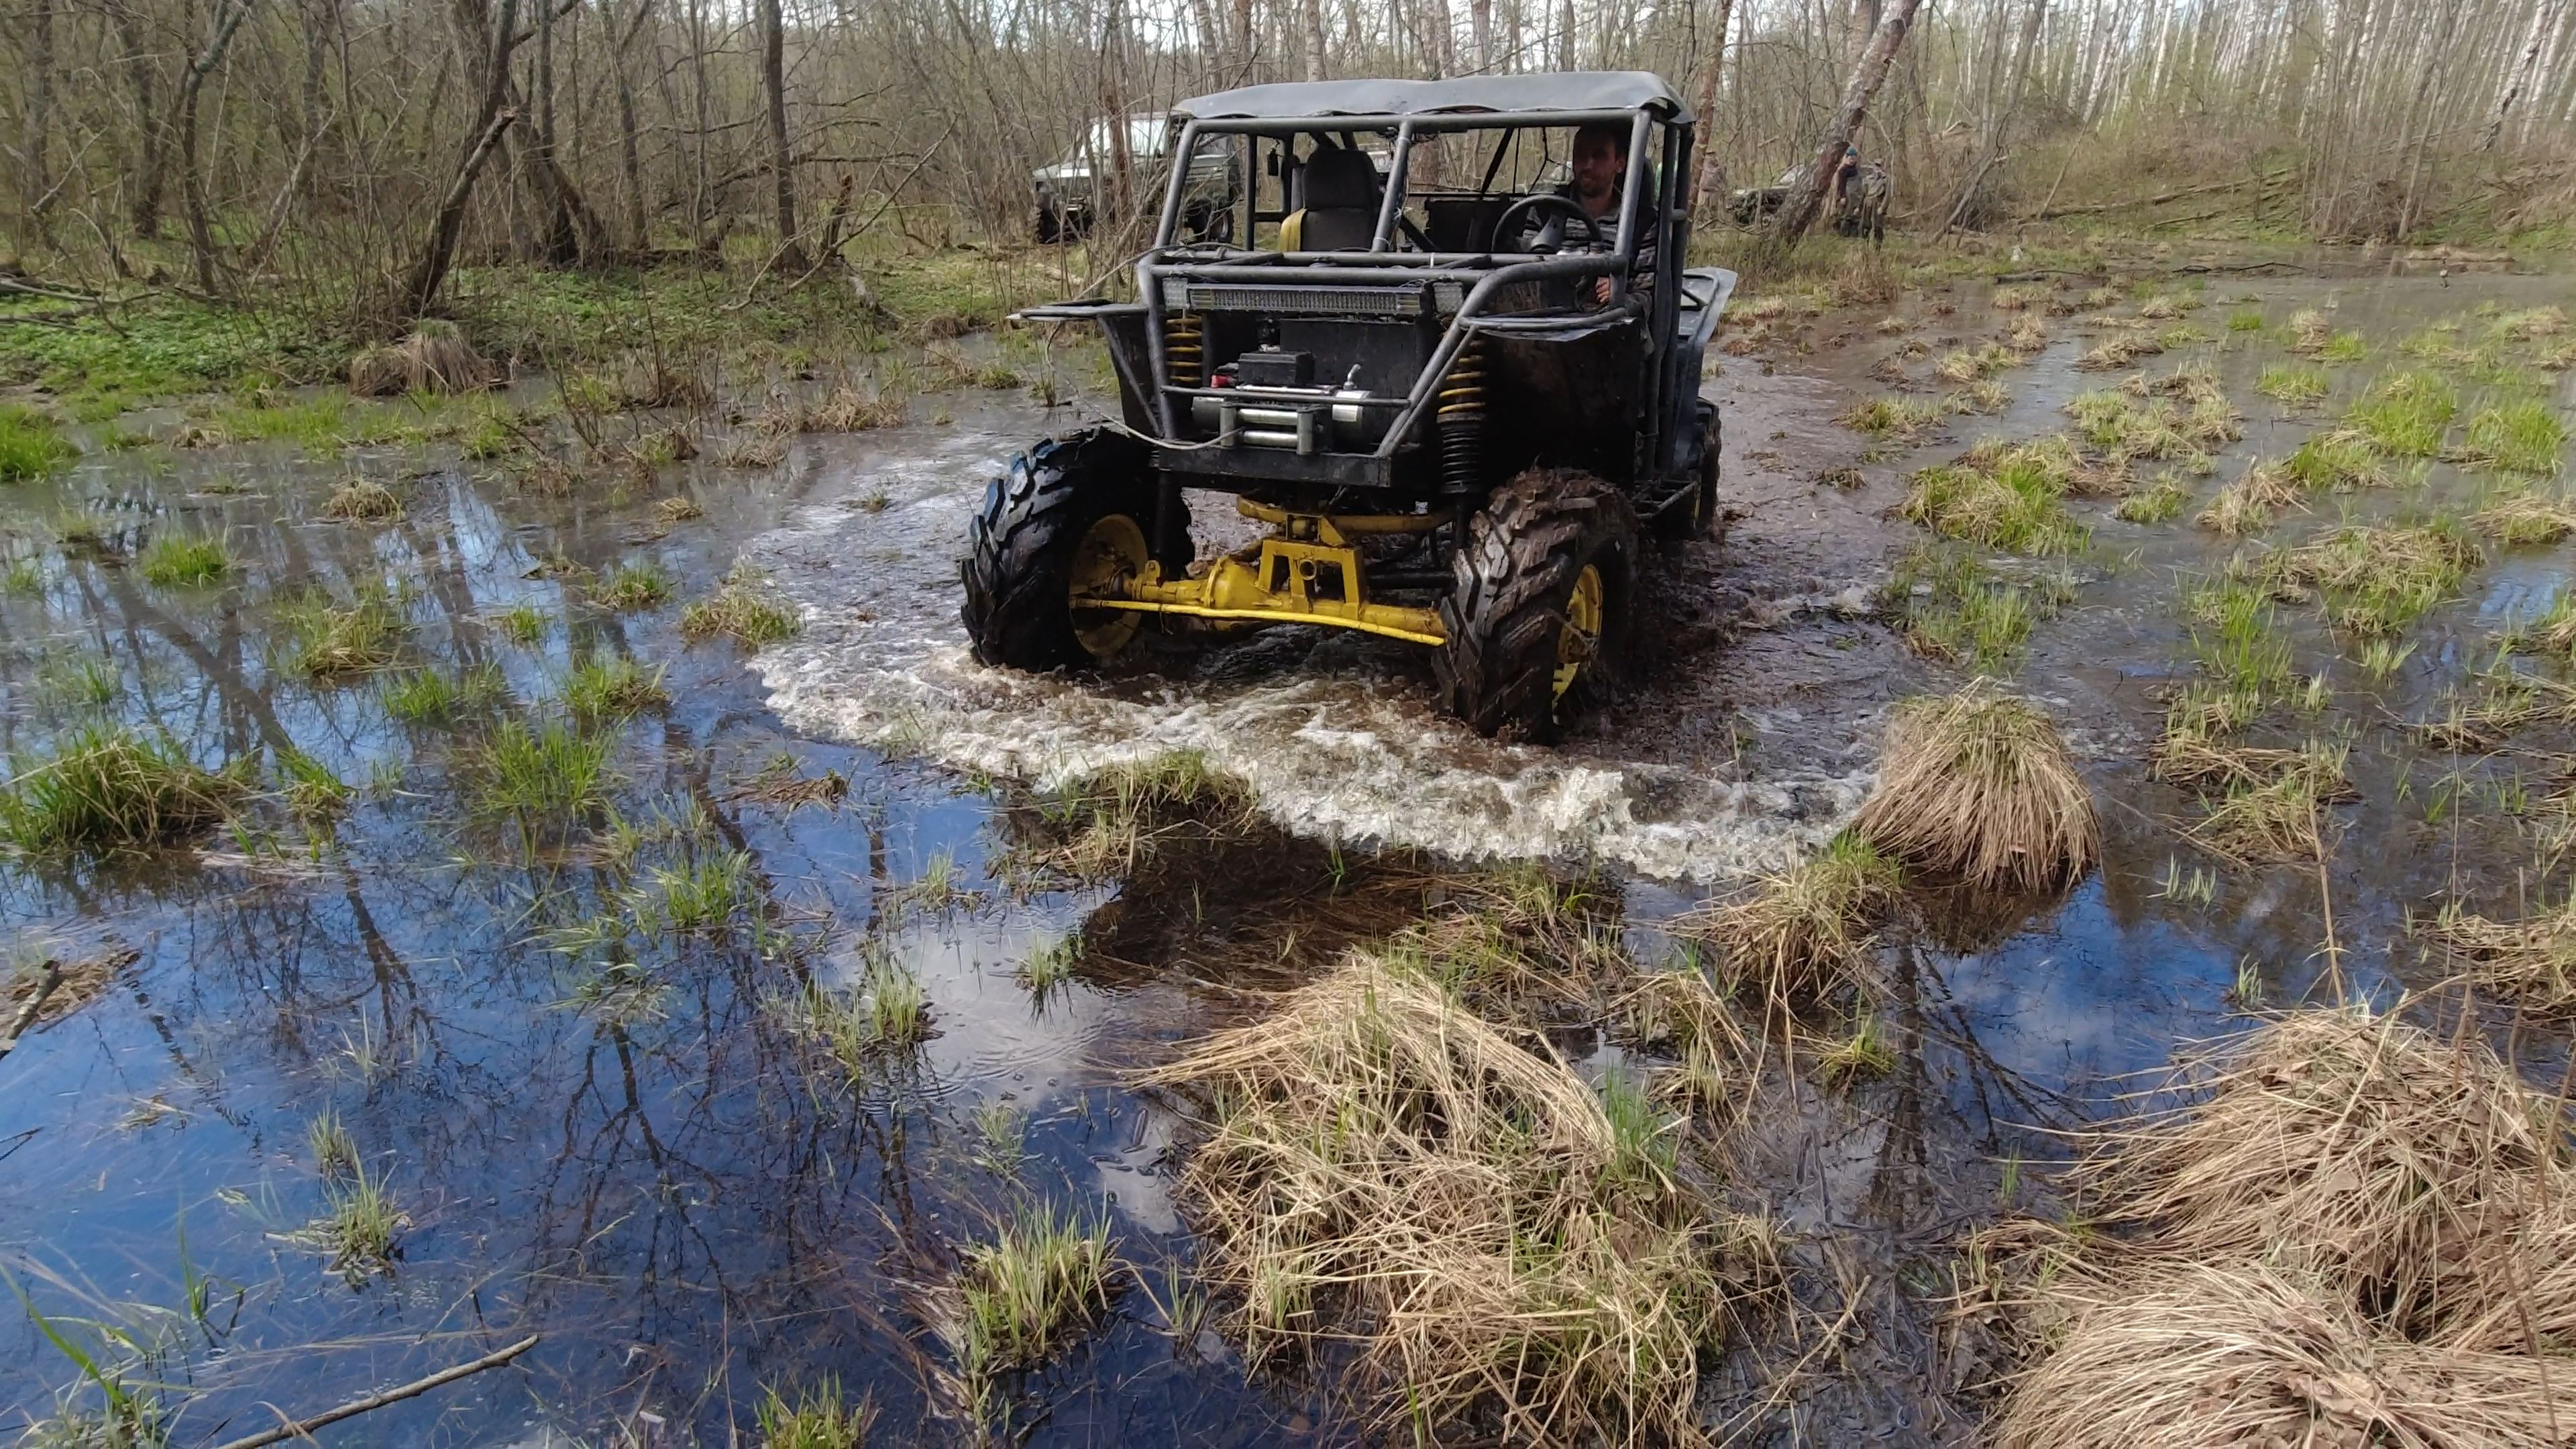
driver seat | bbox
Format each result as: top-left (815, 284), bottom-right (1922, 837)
top-left (1281, 146), bottom-right (1380, 252)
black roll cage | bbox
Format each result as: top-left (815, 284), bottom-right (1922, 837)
top-left (1132, 105), bottom-right (1698, 480)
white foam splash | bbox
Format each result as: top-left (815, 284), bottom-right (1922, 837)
top-left (745, 426), bottom-right (1869, 883)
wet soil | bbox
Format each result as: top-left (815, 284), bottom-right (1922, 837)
top-left (1, 251), bottom-right (2571, 1444)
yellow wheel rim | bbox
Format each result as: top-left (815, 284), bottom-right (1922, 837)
top-left (1553, 563), bottom-right (1604, 701)
top-left (1069, 513), bottom-right (1148, 659)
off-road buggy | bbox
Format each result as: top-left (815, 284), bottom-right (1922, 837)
top-left (962, 72), bottom-right (1736, 740)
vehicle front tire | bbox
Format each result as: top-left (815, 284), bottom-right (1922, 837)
top-left (1035, 204), bottom-right (1063, 244)
top-left (960, 429), bottom-right (1189, 671)
top-left (1434, 468), bottom-right (1640, 742)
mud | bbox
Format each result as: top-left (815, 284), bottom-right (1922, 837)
top-left (0, 252), bottom-right (2570, 1444)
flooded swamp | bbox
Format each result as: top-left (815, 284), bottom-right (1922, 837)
top-left (3, 247), bottom-right (2575, 1444)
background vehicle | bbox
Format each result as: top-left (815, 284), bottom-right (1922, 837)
top-left (965, 72), bottom-right (1735, 742)
top-left (1033, 113), bottom-right (1238, 244)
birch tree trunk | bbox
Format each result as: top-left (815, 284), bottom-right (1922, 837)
top-left (2484, 0), bottom-right (2558, 148)
top-left (1302, 0), bottom-right (1327, 79)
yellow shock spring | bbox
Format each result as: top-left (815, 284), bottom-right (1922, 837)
top-left (1165, 313), bottom-right (1205, 388)
top-left (1438, 337), bottom-right (1487, 423)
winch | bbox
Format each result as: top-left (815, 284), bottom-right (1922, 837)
top-left (1190, 343), bottom-right (1385, 453)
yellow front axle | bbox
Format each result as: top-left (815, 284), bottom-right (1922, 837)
top-left (1073, 501), bottom-right (1450, 646)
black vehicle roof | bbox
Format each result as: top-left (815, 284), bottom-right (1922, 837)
top-left (1173, 71), bottom-right (1687, 124)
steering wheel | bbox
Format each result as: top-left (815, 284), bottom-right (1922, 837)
top-left (1493, 193), bottom-right (1603, 254)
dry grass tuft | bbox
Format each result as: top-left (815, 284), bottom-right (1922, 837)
top-left (2073, 1010), bottom-right (2565, 1334)
top-left (1982, 1006), bottom-right (2576, 1449)
top-left (319, 480), bottom-right (402, 522)
top-left (1677, 833), bottom-right (1902, 1006)
top-left (1854, 683), bottom-right (2096, 892)
top-left (1138, 958), bottom-right (1754, 1440)
top-left (2474, 491), bottom-right (2576, 547)
top-left (2426, 900), bottom-right (2576, 1015)
top-left (2074, 333), bottom-right (2164, 372)
top-left (2185, 739), bottom-right (2352, 860)
top-left (2257, 520), bottom-right (2483, 637)
top-left (2286, 307), bottom-right (2333, 354)
top-left (1995, 1261), bottom-right (2576, 1449)
top-left (2205, 459), bottom-right (2308, 533)
top-left (347, 319), bottom-right (492, 396)
top-left (611, 357), bottom-right (712, 409)
top-left (716, 434), bottom-right (787, 469)
top-left (762, 384), bottom-right (904, 435)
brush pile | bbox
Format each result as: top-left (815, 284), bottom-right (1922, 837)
top-left (1855, 684), bottom-right (2097, 892)
top-left (1979, 1007), bottom-right (2576, 1448)
top-left (347, 319), bottom-right (492, 396)
top-left (1140, 957), bottom-right (1762, 1441)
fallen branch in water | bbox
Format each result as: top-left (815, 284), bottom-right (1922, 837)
top-left (211, 1334), bottom-right (541, 1449)
top-left (0, 962), bottom-right (64, 1062)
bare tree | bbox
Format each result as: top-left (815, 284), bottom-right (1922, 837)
top-left (762, 0), bottom-right (803, 268)
top-left (176, 0), bottom-right (258, 290)
top-left (402, 0), bottom-right (523, 317)
top-left (1768, 0), bottom-right (1925, 242)
top-left (1684, 0), bottom-right (1735, 211)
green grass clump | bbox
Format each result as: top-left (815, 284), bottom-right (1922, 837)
top-left (1900, 458), bottom-right (2088, 556)
top-left (35, 653), bottom-right (119, 710)
top-left (308, 1163), bottom-right (405, 1278)
top-left (681, 574), bottom-right (802, 647)
top-left (0, 404), bottom-right (77, 480)
top-left (562, 655), bottom-right (669, 724)
top-left (2318, 331), bottom-right (2369, 363)
top-left (1882, 546), bottom-right (2069, 670)
top-left (380, 664), bottom-right (504, 724)
top-left (466, 715), bottom-right (614, 828)
top-left (783, 957), bottom-right (932, 1069)
top-left (2256, 364), bottom-right (2329, 406)
top-left (592, 559), bottom-right (674, 611)
top-left (2343, 371), bottom-right (2457, 456)
top-left (1836, 396), bottom-right (1943, 439)
top-left (0, 725), bottom-right (242, 855)
top-left (280, 588), bottom-right (407, 678)
top-left (276, 747), bottom-right (352, 820)
top-left (648, 848), bottom-right (757, 934)
top-left (307, 1109), bottom-right (359, 1179)
top-left (2114, 474), bottom-right (2193, 524)
top-left (3, 555), bottom-right (41, 596)
top-left (2457, 400), bottom-right (2568, 476)
top-left (755, 1379), bottom-right (875, 1448)
top-left (1819, 1015), bottom-right (1897, 1087)
top-left (2183, 578), bottom-right (2296, 701)
top-left (138, 534), bottom-right (232, 588)
top-left (495, 602), bottom-right (549, 645)
top-left (1022, 934), bottom-right (1078, 998)
top-left (2226, 309), bottom-right (2265, 333)
top-left (953, 1204), bottom-right (1118, 1385)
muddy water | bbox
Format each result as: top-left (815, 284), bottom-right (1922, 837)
top-left (0, 260), bottom-right (2569, 1444)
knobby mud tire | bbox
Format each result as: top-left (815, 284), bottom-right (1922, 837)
top-left (1434, 468), bottom-right (1640, 742)
top-left (959, 429), bottom-right (1187, 671)
top-left (1650, 399), bottom-right (1723, 543)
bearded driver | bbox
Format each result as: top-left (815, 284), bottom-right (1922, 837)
top-left (1545, 120), bottom-right (1657, 309)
